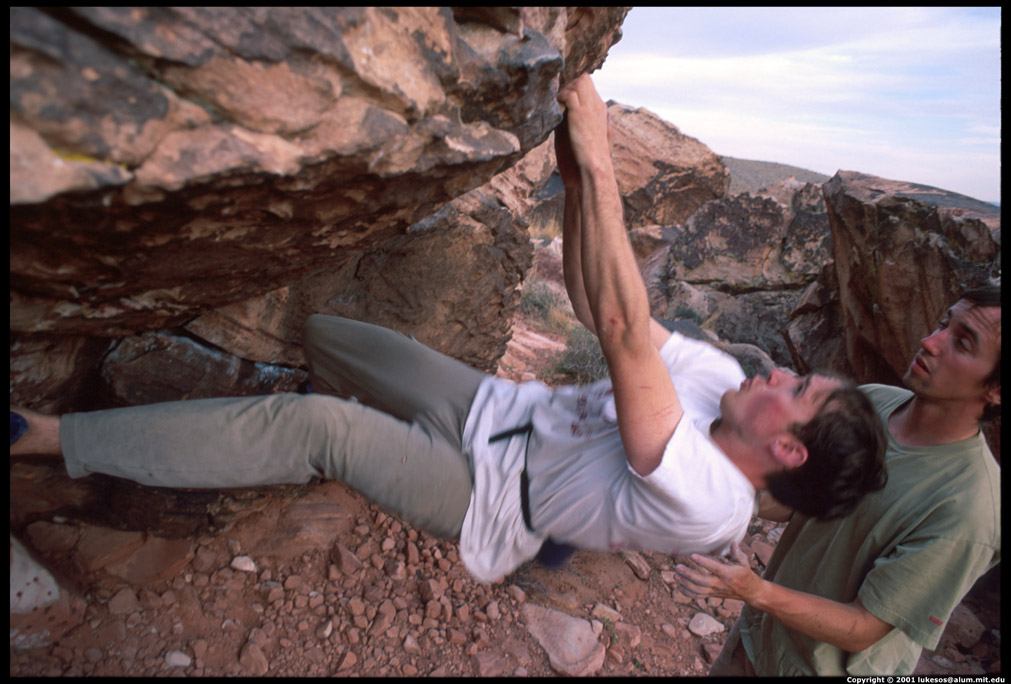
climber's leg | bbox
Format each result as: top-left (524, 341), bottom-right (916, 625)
top-left (302, 314), bottom-right (486, 452)
top-left (58, 393), bottom-right (472, 538)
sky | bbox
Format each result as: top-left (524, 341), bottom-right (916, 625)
top-left (593, 7), bottom-right (1001, 203)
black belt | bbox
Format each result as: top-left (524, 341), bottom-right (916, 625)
top-left (488, 422), bottom-right (535, 533)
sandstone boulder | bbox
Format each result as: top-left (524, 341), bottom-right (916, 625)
top-left (179, 137), bottom-right (555, 375)
top-left (11, 7), bottom-right (628, 410)
top-left (607, 102), bottom-right (730, 228)
top-left (821, 170), bottom-right (1000, 385)
top-left (656, 180), bottom-right (830, 365)
top-left (523, 102), bottom-right (729, 247)
top-left (663, 185), bottom-right (829, 291)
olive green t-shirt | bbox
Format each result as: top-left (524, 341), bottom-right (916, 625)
top-left (740, 384), bottom-right (1001, 676)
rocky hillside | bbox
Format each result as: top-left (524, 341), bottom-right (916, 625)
top-left (720, 156), bottom-right (832, 196)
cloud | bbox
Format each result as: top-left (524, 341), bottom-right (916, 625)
top-left (594, 7), bottom-right (1001, 200)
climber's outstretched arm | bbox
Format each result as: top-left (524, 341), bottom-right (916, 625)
top-left (556, 76), bottom-right (682, 477)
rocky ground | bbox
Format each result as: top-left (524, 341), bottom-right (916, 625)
top-left (10, 271), bottom-right (1002, 677)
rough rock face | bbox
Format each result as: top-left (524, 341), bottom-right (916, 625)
top-left (607, 103), bottom-right (730, 228)
top-left (664, 180), bottom-right (828, 292)
top-left (10, 6), bottom-right (629, 410)
top-left (820, 170), bottom-right (1001, 385)
top-left (523, 103), bottom-right (730, 243)
top-left (656, 178), bottom-right (831, 365)
top-left (180, 138), bottom-right (555, 378)
top-left (653, 169), bottom-right (1001, 399)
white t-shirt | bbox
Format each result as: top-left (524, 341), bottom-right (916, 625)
top-left (458, 330), bottom-right (757, 583)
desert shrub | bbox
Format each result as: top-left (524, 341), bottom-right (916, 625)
top-left (555, 325), bottom-right (609, 384)
top-left (520, 283), bottom-right (572, 335)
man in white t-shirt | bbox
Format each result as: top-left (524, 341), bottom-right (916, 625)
top-left (11, 76), bottom-right (887, 584)
top-left (454, 75), bottom-right (886, 580)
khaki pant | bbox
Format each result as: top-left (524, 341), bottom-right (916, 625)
top-left (61, 315), bottom-right (486, 539)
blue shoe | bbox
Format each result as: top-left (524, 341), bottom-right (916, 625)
top-left (535, 538), bottom-right (577, 568)
top-left (11, 411), bottom-right (29, 447)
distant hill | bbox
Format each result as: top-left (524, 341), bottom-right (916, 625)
top-left (720, 156), bottom-right (1001, 210)
top-left (720, 156), bottom-right (832, 196)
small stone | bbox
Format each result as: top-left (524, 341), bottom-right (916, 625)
top-left (338, 651), bottom-right (358, 670)
top-left (403, 633), bottom-right (422, 655)
top-left (591, 603), bottom-right (622, 623)
top-left (108, 588), bottom-right (140, 614)
top-left (419, 578), bottom-right (444, 602)
top-left (239, 642), bottom-right (269, 676)
top-left (230, 556), bottom-right (256, 573)
top-left (316, 620), bottom-right (333, 640)
top-left (384, 558), bottom-right (407, 580)
top-left (330, 543), bottom-right (364, 574)
top-left (249, 627), bottom-right (269, 646)
top-left (614, 622), bottom-right (641, 649)
top-left (473, 652), bottom-right (510, 677)
top-left (506, 585), bottom-right (526, 603)
top-left (688, 612), bottom-right (726, 637)
top-left (263, 581), bottom-right (284, 603)
top-left (165, 650), bottom-right (192, 668)
top-left (369, 599), bottom-right (396, 636)
top-left (138, 588), bottom-right (163, 610)
top-left (623, 550), bottom-right (651, 580)
top-left (192, 546), bottom-right (217, 573)
top-left (752, 541), bottom-right (776, 566)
